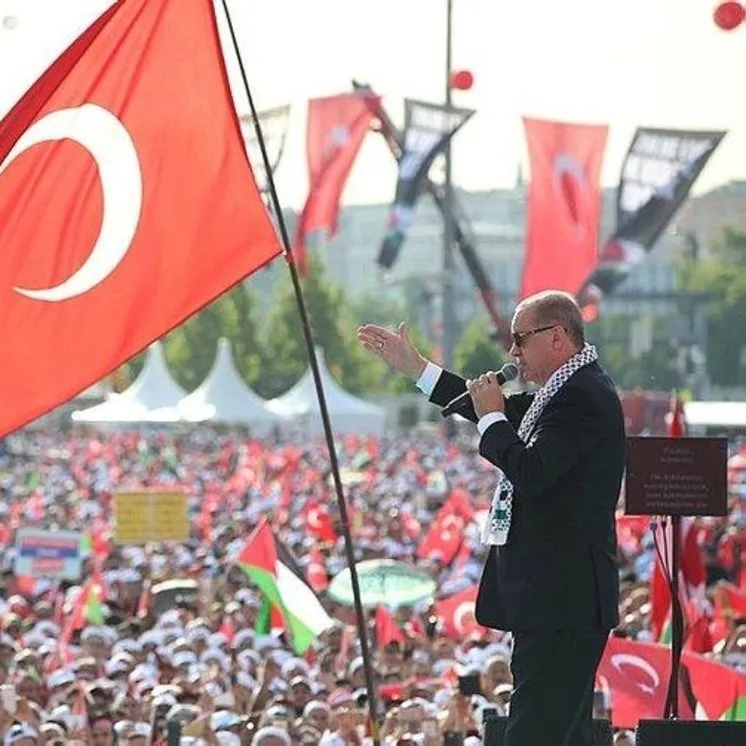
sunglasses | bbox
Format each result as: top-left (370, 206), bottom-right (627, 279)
top-left (511, 324), bottom-right (558, 348)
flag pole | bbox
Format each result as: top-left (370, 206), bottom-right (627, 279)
top-left (663, 392), bottom-right (685, 719)
top-left (219, 2), bottom-right (382, 741)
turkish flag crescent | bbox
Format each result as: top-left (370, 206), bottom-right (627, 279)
top-left (520, 117), bottom-right (607, 300)
top-left (0, 0), bottom-right (281, 437)
top-left (293, 93), bottom-right (378, 275)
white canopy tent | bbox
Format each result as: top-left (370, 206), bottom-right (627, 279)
top-left (177, 338), bottom-right (284, 432)
top-left (71, 342), bottom-right (185, 424)
top-left (267, 347), bottom-right (386, 436)
top-left (684, 400), bottom-right (746, 430)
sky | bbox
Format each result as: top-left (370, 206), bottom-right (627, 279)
top-left (0, 0), bottom-right (745, 209)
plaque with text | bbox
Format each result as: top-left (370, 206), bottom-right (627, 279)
top-left (625, 437), bottom-right (728, 517)
top-left (114, 490), bottom-right (189, 544)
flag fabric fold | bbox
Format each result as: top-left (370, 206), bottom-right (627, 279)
top-left (520, 117), bottom-right (607, 300)
top-left (239, 519), bottom-right (333, 654)
top-left (0, 0), bottom-right (281, 437)
top-left (293, 93), bottom-right (378, 275)
top-left (378, 99), bottom-right (473, 270)
top-left (598, 636), bottom-right (746, 727)
top-left (577, 127), bottom-right (725, 314)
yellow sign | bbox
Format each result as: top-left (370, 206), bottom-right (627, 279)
top-left (114, 491), bottom-right (189, 544)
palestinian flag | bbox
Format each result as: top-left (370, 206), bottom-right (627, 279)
top-left (58, 567), bottom-right (105, 663)
top-left (76, 566), bottom-right (106, 625)
top-left (239, 519), bottom-right (334, 654)
top-left (651, 517), bottom-right (705, 643)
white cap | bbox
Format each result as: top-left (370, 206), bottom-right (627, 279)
top-left (4, 724), bottom-right (39, 745)
top-left (252, 727), bottom-right (291, 746)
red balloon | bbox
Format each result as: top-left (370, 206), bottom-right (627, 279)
top-left (449, 69), bottom-right (474, 91)
top-left (714, 1), bottom-right (744, 30)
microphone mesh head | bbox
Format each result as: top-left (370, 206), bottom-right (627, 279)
top-left (502, 363), bottom-right (519, 382)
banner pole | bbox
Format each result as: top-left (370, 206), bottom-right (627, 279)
top-left (441, 0), bottom-right (457, 370)
top-left (665, 515), bottom-right (683, 718)
top-left (352, 80), bottom-right (512, 347)
top-left (219, 2), bottom-right (382, 741)
top-left (662, 392), bottom-right (685, 719)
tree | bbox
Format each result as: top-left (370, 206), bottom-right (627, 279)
top-left (677, 227), bottom-right (746, 386)
top-left (257, 257), bottom-right (387, 398)
top-left (164, 282), bottom-right (263, 391)
top-left (347, 293), bottom-right (435, 394)
top-left (585, 315), bottom-right (685, 391)
top-left (115, 283), bottom-right (263, 391)
top-left (348, 292), bottom-right (408, 331)
top-left (453, 317), bottom-right (509, 378)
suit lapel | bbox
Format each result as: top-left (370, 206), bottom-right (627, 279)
top-left (521, 363), bottom-right (600, 439)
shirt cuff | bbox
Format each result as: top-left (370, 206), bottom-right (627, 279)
top-left (477, 411), bottom-right (507, 435)
top-left (415, 361), bottom-right (443, 396)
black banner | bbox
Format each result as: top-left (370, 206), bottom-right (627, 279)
top-left (378, 99), bottom-right (473, 270)
top-left (240, 104), bottom-right (291, 194)
top-left (579, 127), bottom-right (725, 305)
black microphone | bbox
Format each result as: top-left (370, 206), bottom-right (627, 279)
top-left (441, 363), bottom-right (519, 418)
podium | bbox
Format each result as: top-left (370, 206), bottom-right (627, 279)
top-left (625, 436), bottom-right (743, 744)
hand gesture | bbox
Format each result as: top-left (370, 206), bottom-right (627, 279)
top-left (357, 322), bottom-right (426, 380)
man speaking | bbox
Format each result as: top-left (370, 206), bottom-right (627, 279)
top-left (358, 290), bottom-right (625, 746)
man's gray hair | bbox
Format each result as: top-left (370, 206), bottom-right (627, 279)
top-left (516, 290), bottom-right (585, 347)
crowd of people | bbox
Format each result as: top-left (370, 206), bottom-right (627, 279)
top-left (0, 427), bottom-right (743, 745)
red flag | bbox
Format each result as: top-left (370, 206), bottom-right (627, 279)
top-left (651, 398), bottom-right (704, 641)
top-left (435, 584), bottom-right (480, 639)
top-left (665, 392), bottom-right (687, 438)
top-left (650, 517), bottom-right (705, 641)
top-left (0, 0), bottom-right (280, 437)
top-left (417, 494), bottom-right (468, 566)
top-left (302, 500), bottom-right (338, 543)
top-left (293, 93), bottom-right (377, 275)
top-left (597, 636), bottom-right (693, 728)
top-left (599, 636), bottom-right (746, 727)
top-left (681, 648), bottom-right (746, 721)
top-left (417, 512), bottom-right (464, 566)
top-left (238, 519), bottom-right (277, 573)
top-left (520, 117), bottom-right (607, 299)
top-left (375, 605), bottom-right (405, 647)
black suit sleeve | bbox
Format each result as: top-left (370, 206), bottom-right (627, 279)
top-left (478, 385), bottom-right (602, 501)
top-left (428, 369), bottom-right (534, 427)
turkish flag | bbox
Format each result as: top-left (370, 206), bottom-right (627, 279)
top-left (417, 494), bottom-right (468, 566)
top-left (0, 0), bottom-right (280, 437)
top-left (520, 117), bottom-right (607, 300)
top-left (293, 93), bottom-right (378, 275)
top-left (598, 636), bottom-right (694, 728)
top-left (417, 512), bottom-right (464, 565)
top-left (302, 499), bottom-right (338, 543)
top-left (435, 584), bottom-right (480, 639)
top-left (600, 636), bottom-right (746, 727)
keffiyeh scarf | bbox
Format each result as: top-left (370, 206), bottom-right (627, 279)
top-left (481, 343), bottom-right (599, 545)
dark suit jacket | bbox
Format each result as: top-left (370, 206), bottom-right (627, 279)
top-left (430, 361), bottom-right (625, 632)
